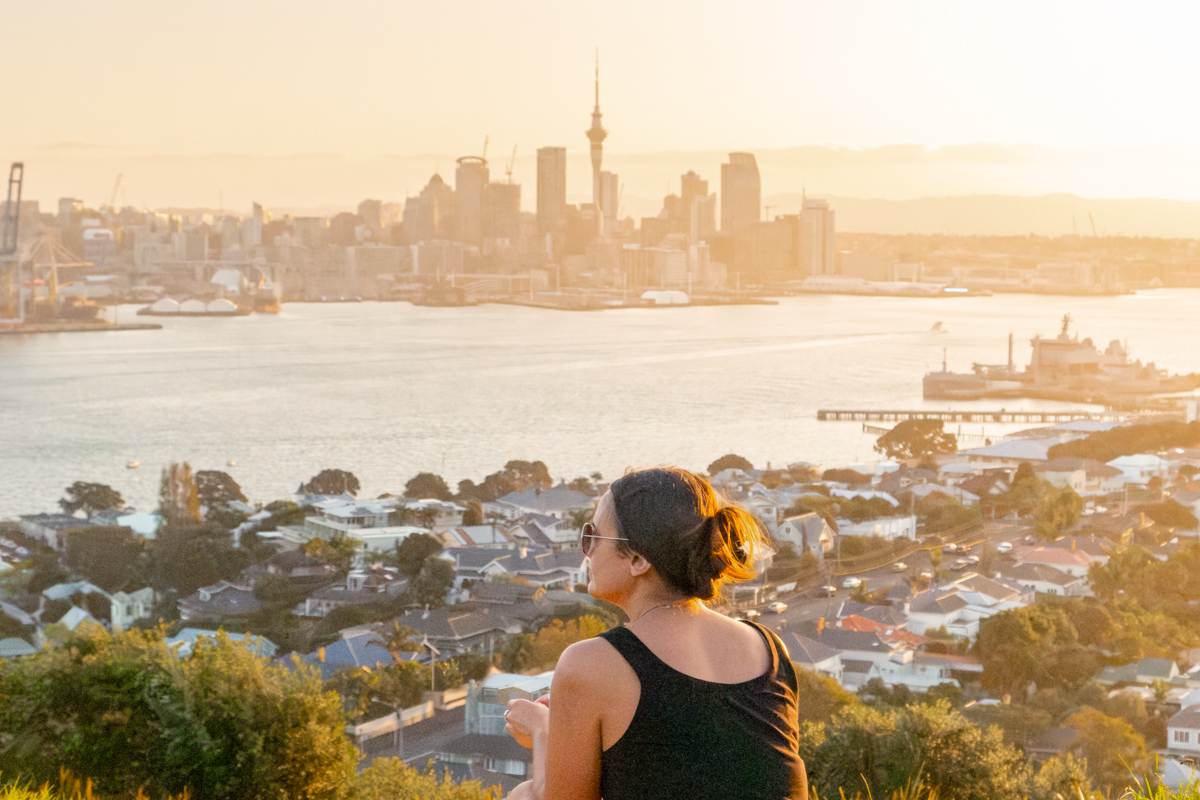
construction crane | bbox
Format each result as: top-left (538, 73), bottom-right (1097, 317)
top-left (1088, 212), bottom-right (1098, 237)
top-left (481, 135), bottom-right (489, 163)
top-left (1, 162), bottom-right (24, 322)
top-left (107, 173), bottom-right (124, 210)
top-left (505, 145), bottom-right (517, 183)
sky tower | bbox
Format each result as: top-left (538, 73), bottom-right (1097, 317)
top-left (586, 50), bottom-right (607, 239)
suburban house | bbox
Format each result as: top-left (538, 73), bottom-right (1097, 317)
top-left (396, 605), bottom-right (522, 657)
top-left (1107, 454), bottom-right (1172, 486)
top-left (1012, 545), bottom-right (1094, 578)
top-left (42, 580), bottom-right (155, 631)
top-left (909, 484), bottom-right (980, 506)
top-left (1095, 658), bottom-right (1181, 687)
top-left (177, 580), bottom-right (262, 621)
top-left (1000, 562), bottom-right (1089, 596)
top-left (780, 632), bottom-right (843, 683)
top-left (276, 496), bottom-right (433, 554)
top-left (487, 484), bottom-right (593, 521)
top-left (1034, 458), bottom-right (1123, 496)
top-left (18, 514), bottom-right (98, 551)
top-left (166, 628), bottom-right (278, 659)
top-left (958, 436), bottom-right (1065, 467)
top-left (837, 515), bottom-right (917, 540)
top-left (1167, 706), bottom-right (1200, 759)
top-left (774, 513), bottom-right (835, 557)
top-left (445, 545), bottom-right (586, 590)
top-left (904, 573), bottom-right (1032, 640)
top-left (296, 566), bottom-right (408, 618)
top-left (441, 524), bottom-right (514, 548)
top-left (296, 625), bottom-right (416, 680)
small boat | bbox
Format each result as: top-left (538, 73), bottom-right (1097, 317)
top-left (126, 459), bottom-right (141, 470)
top-left (930, 321), bottom-right (947, 333)
top-left (227, 458), bottom-right (237, 467)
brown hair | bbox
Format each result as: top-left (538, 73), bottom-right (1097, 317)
top-left (608, 466), bottom-right (765, 601)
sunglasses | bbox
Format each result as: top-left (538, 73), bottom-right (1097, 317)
top-left (580, 522), bottom-right (626, 557)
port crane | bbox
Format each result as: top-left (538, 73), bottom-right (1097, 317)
top-left (1, 162), bottom-right (25, 322)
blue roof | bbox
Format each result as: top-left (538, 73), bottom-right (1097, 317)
top-left (296, 628), bottom-right (400, 679)
top-left (167, 628), bottom-right (279, 659)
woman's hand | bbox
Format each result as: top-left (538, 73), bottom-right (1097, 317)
top-left (505, 698), bottom-right (550, 749)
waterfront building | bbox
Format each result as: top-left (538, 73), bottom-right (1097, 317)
top-left (681, 170), bottom-right (716, 242)
top-left (357, 198), bottom-right (383, 234)
top-left (599, 170), bottom-right (619, 232)
top-left (483, 181), bottom-right (521, 242)
top-left (403, 174), bottom-right (455, 243)
top-left (799, 197), bottom-right (836, 276)
top-left (536, 146), bottom-right (567, 233)
top-left (720, 152), bottom-right (761, 234)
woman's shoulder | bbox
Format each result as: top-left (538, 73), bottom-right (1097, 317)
top-left (553, 632), bottom-right (633, 687)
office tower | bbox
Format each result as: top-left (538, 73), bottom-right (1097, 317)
top-left (720, 153), bottom-right (761, 234)
top-left (357, 199), bottom-right (383, 232)
top-left (403, 174), bottom-right (455, 244)
top-left (454, 156), bottom-right (489, 245)
top-left (484, 181), bottom-right (521, 241)
top-left (799, 198), bottom-right (836, 276)
top-left (585, 53), bottom-right (607, 239)
top-left (599, 171), bottom-right (619, 232)
top-left (536, 146), bottom-right (567, 233)
top-left (681, 170), bottom-right (715, 241)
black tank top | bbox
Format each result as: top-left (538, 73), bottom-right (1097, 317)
top-left (597, 620), bottom-right (808, 800)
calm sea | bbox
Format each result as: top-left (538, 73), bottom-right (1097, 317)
top-left (2, 291), bottom-right (1198, 518)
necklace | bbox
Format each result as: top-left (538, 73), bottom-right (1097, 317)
top-left (629, 598), bottom-right (695, 624)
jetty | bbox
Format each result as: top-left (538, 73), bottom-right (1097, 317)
top-left (817, 408), bottom-right (1126, 423)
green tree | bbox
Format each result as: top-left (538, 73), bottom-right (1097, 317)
top-left (1031, 753), bottom-right (1093, 800)
top-left (404, 472), bottom-right (453, 500)
top-left (302, 533), bottom-right (359, 573)
top-left (805, 701), bottom-right (1030, 800)
top-left (158, 462), bottom-right (201, 526)
top-left (794, 666), bottom-right (858, 724)
top-left (1142, 499), bottom-right (1199, 530)
top-left (975, 604), bottom-right (1088, 695)
top-left (821, 468), bottom-right (873, 486)
top-left (996, 462), bottom-right (1046, 517)
top-left (406, 557), bottom-right (454, 607)
top-left (461, 500), bottom-right (484, 526)
top-left (0, 627), bottom-right (357, 799)
top-left (151, 523), bottom-right (249, 595)
top-left (874, 419), bottom-right (958, 461)
top-left (64, 526), bottom-right (145, 592)
top-left (298, 468), bottom-right (361, 496)
top-left (394, 532), bottom-right (444, 578)
top-left (349, 757), bottom-right (500, 800)
top-left (195, 470), bottom-right (248, 509)
top-left (1066, 705), bottom-right (1151, 793)
top-left (1034, 485), bottom-right (1084, 541)
top-left (707, 453), bottom-right (754, 474)
top-left (499, 615), bottom-right (609, 672)
top-left (58, 482), bottom-right (124, 518)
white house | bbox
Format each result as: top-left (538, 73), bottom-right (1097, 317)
top-left (837, 515), bottom-right (917, 540)
top-left (774, 513), bottom-right (835, 557)
top-left (1108, 454), bottom-right (1172, 486)
top-left (1012, 545), bottom-right (1093, 578)
top-left (1000, 562), bottom-right (1089, 597)
top-left (1167, 706), bottom-right (1200, 757)
top-left (42, 581), bottom-right (155, 631)
top-left (781, 633), bottom-right (843, 684)
top-left (904, 573), bottom-right (1032, 640)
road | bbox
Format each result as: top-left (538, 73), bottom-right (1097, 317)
top-left (745, 520), bottom-right (1031, 633)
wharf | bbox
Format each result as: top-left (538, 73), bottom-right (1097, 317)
top-left (817, 408), bottom-right (1125, 423)
top-left (0, 321), bottom-right (162, 335)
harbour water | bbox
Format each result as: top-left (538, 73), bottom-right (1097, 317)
top-left (2, 291), bottom-right (1198, 518)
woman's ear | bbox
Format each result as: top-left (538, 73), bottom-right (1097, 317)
top-left (627, 552), bottom-right (653, 578)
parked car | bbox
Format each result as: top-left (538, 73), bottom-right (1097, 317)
top-left (951, 558), bottom-right (969, 570)
top-left (965, 555), bottom-right (981, 566)
top-left (841, 576), bottom-right (863, 590)
top-left (918, 571), bottom-right (934, 581)
top-left (942, 543), bottom-right (960, 554)
top-left (818, 584), bottom-right (838, 597)
top-left (744, 609), bottom-right (761, 619)
top-left (767, 601), bottom-right (789, 614)
top-left (891, 561), bottom-right (908, 573)
top-left (996, 541), bottom-right (1013, 554)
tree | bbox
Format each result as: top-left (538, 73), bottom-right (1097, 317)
top-left (794, 666), bottom-right (858, 724)
top-left (499, 615), bottom-right (609, 672)
top-left (1031, 753), bottom-right (1093, 800)
top-left (195, 470), bottom-right (247, 510)
top-left (394, 532), bottom-right (444, 578)
top-left (707, 453), bottom-right (754, 474)
top-left (976, 604), bottom-right (1088, 695)
top-left (820, 468), bottom-right (872, 486)
top-left (152, 523), bottom-right (249, 595)
top-left (0, 627), bottom-right (357, 799)
top-left (805, 701), bottom-right (1030, 800)
top-left (373, 621), bottom-right (422, 662)
top-left (1047, 420), bottom-right (1200, 463)
top-left (65, 525), bottom-right (145, 592)
top-left (350, 757), bottom-right (500, 800)
top-left (298, 468), bottom-right (360, 496)
top-left (59, 482), bottom-right (124, 518)
top-left (874, 419), bottom-right (958, 461)
top-left (994, 461), bottom-right (1046, 517)
top-left (404, 472), bottom-right (453, 501)
top-left (917, 492), bottom-right (981, 533)
top-left (1034, 485), bottom-right (1083, 541)
top-left (302, 533), bottom-right (359, 573)
top-left (1142, 499), bottom-right (1199, 530)
top-left (1065, 706), bottom-right (1151, 793)
top-left (461, 500), bottom-right (484, 526)
top-left (406, 557), bottom-right (454, 607)
top-left (501, 460), bottom-right (552, 491)
top-left (158, 462), bottom-right (201, 526)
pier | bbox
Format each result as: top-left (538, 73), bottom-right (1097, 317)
top-left (818, 408), bottom-right (1125, 423)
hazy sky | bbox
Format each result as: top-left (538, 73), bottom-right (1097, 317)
top-left (4, 0), bottom-right (1200, 208)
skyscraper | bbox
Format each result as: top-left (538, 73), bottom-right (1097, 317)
top-left (798, 198), bottom-right (836, 276)
top-left (536, 146), bottom-right (567, 233)
top-left (599, 171), bottom-right (619, 232)
top-left (585, 52), bottom-right (607, 239)
top-left (681, 170), bottom-right (715, 242)
top-left (720, 153), bottom-right (761, 234)
top-left (454, 156), bottom-right (489, 245)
